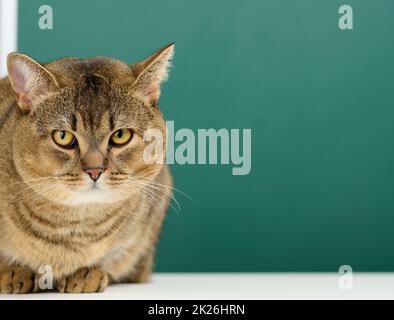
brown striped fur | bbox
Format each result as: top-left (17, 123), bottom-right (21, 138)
top-left (0, 44), bottom-right (174, 293)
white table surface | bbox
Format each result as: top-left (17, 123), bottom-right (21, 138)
top-left (1, 273), bottom-right (393, 300)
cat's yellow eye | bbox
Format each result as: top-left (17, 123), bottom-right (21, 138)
top-left (52, 130), bottom-right (76, 148)
top-left (110, 129), bottom-right (133, 147)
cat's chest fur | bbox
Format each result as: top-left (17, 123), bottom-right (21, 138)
top-left (0, 195), bottom-right (153, 278)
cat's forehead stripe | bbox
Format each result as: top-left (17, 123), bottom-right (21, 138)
top-left (71, 114), bottom-right (77, 131)
top-left (34, 64), bottom-right (154, 135)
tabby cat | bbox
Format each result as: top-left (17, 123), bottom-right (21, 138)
top-left (0, 44), bottom-right (174, 293)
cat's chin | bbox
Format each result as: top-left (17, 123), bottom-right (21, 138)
top-left (47, 186), bottom-right (121, 206)
top-left (69, 187), bottom-right (118, 205)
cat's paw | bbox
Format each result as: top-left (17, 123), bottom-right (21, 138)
top-left (0, 267), bottom-right (37, 294)
top-left (57, 268), bottom-right (108, 293)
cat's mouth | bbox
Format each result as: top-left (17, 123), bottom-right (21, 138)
top-left (78, 180), bottom-right (107, 192)
top-left (63, 175), bottom-right (111, 195)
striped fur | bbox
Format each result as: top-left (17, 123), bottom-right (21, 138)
top-left (0, 44), bottom-right (174, 293)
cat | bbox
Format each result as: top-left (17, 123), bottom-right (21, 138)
top-left (0, 43), bottom-right (174, 293)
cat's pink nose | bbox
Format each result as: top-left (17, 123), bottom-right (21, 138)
top-left (84, 167), bottom-right (105, 182)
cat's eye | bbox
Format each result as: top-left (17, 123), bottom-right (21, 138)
top-left (52, 130), bottom-right (77, 148)
top-left (110, 129), bottom-right (133, 147)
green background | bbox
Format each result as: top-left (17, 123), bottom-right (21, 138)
top-left (18, 0), bottom-right (394, 272)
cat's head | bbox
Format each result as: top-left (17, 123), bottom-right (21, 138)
top-left (7, 44), bottom-right (174, 205)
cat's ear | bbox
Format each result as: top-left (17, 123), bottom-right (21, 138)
top-left (7, 52), bottom-right (59, 113)
top-left (130, 43), bottom-right (174, 106)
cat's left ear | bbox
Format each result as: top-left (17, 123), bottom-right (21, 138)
top-left (130, 43), bottom-right (174, 106)
top-left (7, 52), bottom-right (59, 113)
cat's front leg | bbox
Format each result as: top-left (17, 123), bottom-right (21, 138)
top-left (0, 267), bottom-right (39, 294)
top-left (56, 268), bottom-right (109, 293)
top-left (127, 252), bottom-right (154, 284)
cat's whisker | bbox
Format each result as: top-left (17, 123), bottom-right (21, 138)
top-left (7, 173), bottom-right (72, 186)
top-left (113, 167), bottom-right (195, 207)
top-left (12, 179), bottom-right (57, 195)
top-left (5, 176), bottom-right (57, 190)
top-left (123, 170), bottom-right (189, 211)
top-left (127, 178), bottom-right (181, 213)
top-left (9, 174), bottom-right (81, 199)
top-left (126, 186), bottom-right (160, 209)
top-left (132, 182), bottom-right (169, 206)
top-left (123, 179), bottom-right (180, 213)
top-left (122, 171), bottom-right (196, 203)
top-left (13, 182), bottom-right (63, 203)
top-left (13, 182), bottom-right (49, 199)
top-left (138, 189), bottom-right (162, 209)
top-left (119, 180), bottom-right (170, 211)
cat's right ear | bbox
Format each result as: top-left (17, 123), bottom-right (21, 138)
top-left (7, 52), bottom-right (59, 113)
